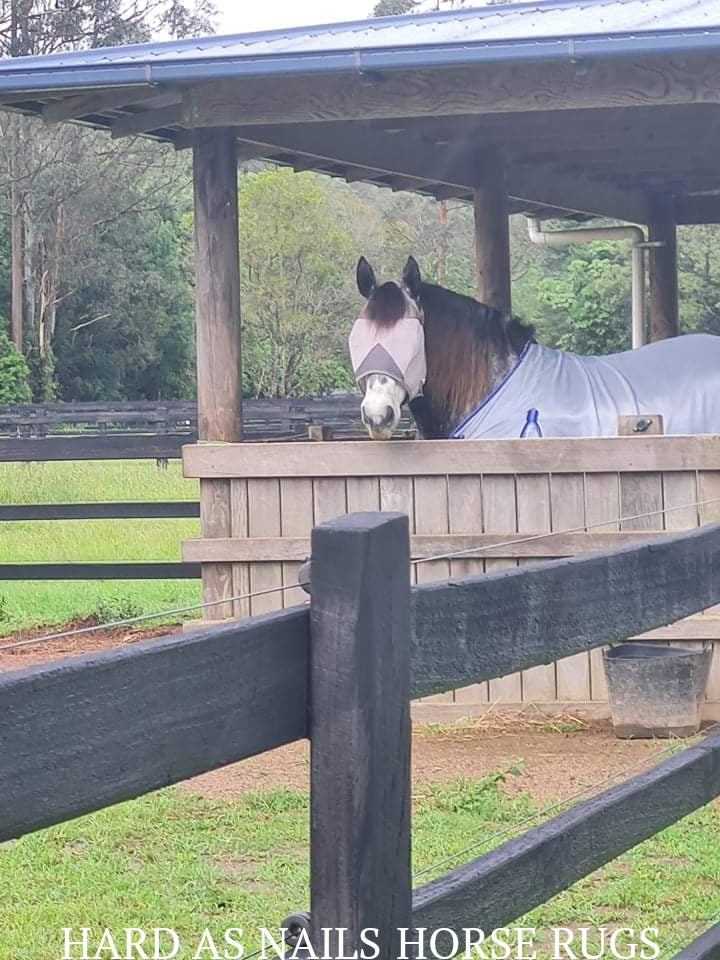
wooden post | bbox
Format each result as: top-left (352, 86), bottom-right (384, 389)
top-left (473, 151), bottom-right (512, 313)
top-left (648, 195), bottom-right (679, 341)
top-left (192, 128), bottom-right (242, 442)
top-left (310, 512), bottom-right (411, 959)
top-left (193, 129), bottom-right (242, 621)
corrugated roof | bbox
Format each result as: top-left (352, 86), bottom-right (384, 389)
top-left (0, 0), bottom-right (719, 90)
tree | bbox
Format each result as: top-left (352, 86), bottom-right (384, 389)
top-left (238, 168), bottom-right (363, 397)
top-left (0, 330), bottom-right (31, 401)
top-left (373, 0), bottom-right (420, 15)
top-left (0, 0), bottom-right (215, 397)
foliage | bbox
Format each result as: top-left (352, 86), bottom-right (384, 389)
top-left (533, 239), bottom-right (633, 355)
top-left (0, 330), bottom-right (31, 402)
top-left (373, 0), bottom-right (421, 14)
top-left (238, 168), bottom-right (359, 397)
top-left (53, 202), bottom-right (195, 401)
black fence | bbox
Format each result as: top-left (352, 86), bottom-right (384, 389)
top-left (1, 513), bottom-right (719, 958)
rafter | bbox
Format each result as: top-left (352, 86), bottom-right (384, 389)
top-left (233, 121), bottom-right (650, 223)
top-left (42, 85), bottom-right (158, 124)
top-left (110, 102), bottom-right (183, 139)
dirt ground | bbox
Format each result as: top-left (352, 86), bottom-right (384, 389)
top-left (0, 621), bottom-right (675, 805)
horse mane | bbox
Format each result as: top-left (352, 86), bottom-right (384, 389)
top-left (417, 281), bottom-right (535, 436)
top-left (361, 282), bottom-right (406, 327)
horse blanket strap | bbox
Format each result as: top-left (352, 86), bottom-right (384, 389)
top-left (349, 315), bottom-right (427, 401)
top-left (452, 335), bottom-right (720, 439)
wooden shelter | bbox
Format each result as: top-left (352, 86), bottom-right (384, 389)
top-left (4, 0), bottom-right (720, 717)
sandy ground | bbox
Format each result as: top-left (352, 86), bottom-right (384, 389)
top-left (0, 620), bottom-right (681, 805)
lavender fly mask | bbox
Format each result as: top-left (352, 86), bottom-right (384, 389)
top-left (349, 315), bottom-right (427, 402)
top-left (351, 256), bottom-right (427, 439)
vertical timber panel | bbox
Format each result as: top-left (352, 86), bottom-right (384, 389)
top-left (517, 474), bottom-right (556, 702)
top-left (585, 473), bottom-right (620, 702)
top-left (414, 476), bottom-right (453, 704)
top-left (193, 129), bottom-right (242, 618)
top-left (313, 478), bottom-right (347, 526)
top-left (448, 475), bottom-right (488, 706)
top-left (310, 513), bottom-right (411, 958)
top-left (200, 480), bottom-right (233, 620)
top-left (248, 478), bottom-right (282, 615)
top-left (346, 477), bottom-right (380, 513)
top-left (230, 479), bottom-right (250, 619)
top-left (280, 478), bottom-right (314, 607)
top-left (552, 474), bottom-right (591, 702)
top-left (483, 474), bottom-right (522, 704)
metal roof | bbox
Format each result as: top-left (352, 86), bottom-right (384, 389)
top-left (0, 0), bottom-right (720, 91)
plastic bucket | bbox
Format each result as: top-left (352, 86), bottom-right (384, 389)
top-left (603, 642), bottom-right (712, 739)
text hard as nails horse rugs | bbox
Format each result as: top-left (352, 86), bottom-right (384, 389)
top-left (349, 256), bottom-right (720, 441)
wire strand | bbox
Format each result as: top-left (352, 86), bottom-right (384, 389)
top-left (0, 582), bottom-right (304, 653)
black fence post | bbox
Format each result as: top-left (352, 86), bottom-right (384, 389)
top-left (310, 511), bottom-right (411, 960)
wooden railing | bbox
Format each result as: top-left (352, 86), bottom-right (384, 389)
top-left (1, 513), bottom-right (719, 958)
top-left (0, 500), bottom-right (201, 581)
top-left (0, 396), bottom-right (414, 460)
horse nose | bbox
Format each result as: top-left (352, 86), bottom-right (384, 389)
top-left (362, 406), bottom-right (394, 428)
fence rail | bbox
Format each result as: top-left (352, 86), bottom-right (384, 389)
top-left (1, 512), bottom-right (717, 958)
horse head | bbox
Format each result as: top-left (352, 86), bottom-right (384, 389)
top-left (349, 256), bottom-right (426, 440)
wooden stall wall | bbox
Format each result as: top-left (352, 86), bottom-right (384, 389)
top-left (183, 438), bottom-right (720, 721)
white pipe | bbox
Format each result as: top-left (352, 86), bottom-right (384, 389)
top-left (527, 217), bottom-right (647, 349)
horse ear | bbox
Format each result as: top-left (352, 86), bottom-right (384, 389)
top-left (403, 256), bottom-right (422, 298)
top-left (356, 257), bottom-right (376, 299)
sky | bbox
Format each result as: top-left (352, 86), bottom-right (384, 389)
top-left (213, 0), bottom-right (376, 35)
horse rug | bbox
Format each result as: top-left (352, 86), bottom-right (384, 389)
top-left (451, 334), bottom-right (720, 438)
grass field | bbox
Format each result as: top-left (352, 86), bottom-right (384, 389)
top-left (0, 460), bottom-right (201, 633)
top-left (1, 771), bottom-right (718, 960)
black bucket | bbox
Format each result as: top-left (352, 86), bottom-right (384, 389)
top-left (603, 643), bottom-right (712, 739)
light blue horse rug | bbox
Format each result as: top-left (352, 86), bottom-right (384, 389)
top-left (452, 334), bottom-right (720, 439)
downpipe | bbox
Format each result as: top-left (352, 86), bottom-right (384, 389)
top-left (526, 217), bottom-right (648, 349)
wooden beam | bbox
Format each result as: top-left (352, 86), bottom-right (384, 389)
top-left (411, 521), bottom-right (720, 696)
top-left (0, 610), bottom-right (309, 842)
top-left (192, 129), bottom-right (242, 442)
top-left (474, 150), bottom-right (511, 311)
top-left (42, 85), bottom-right (157, 124)
top-left (184, 55), bottom-right (720, 128)
top-left (110, 101), bottom-right (183, 138)
top-left (648, 194), bottom-right (679, 340)
top-left (182, 436), bottom-right (720, 479)
top-left (232, 123), bottom-right (650, 222)
top-left (676, 194), bottom-right (720, 224)
top-left (413, 731), bottom-right (720, 937)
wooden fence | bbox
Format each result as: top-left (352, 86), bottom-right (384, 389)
top-left (182, 436), bottom-right (720, 720)
top-left (0, 396), bottom-right (404, 460)
top-left (0, 500), bottom-right (200, 582)
top-left (2, 512), bottom-right (719, 958)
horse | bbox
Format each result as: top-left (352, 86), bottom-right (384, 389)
top-left (349, 256), bottom-right (720, 441)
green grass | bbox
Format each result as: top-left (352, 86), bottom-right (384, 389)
top-left (1, 773), bottom-right (718, 959)
top-left (0, 460), bottom-right (201, 632)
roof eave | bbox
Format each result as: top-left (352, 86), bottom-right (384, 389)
top-left (2, 29), bottom-right (720, 95)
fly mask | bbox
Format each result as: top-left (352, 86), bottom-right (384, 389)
top-left (348, 315), bottom-right (427, 401)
